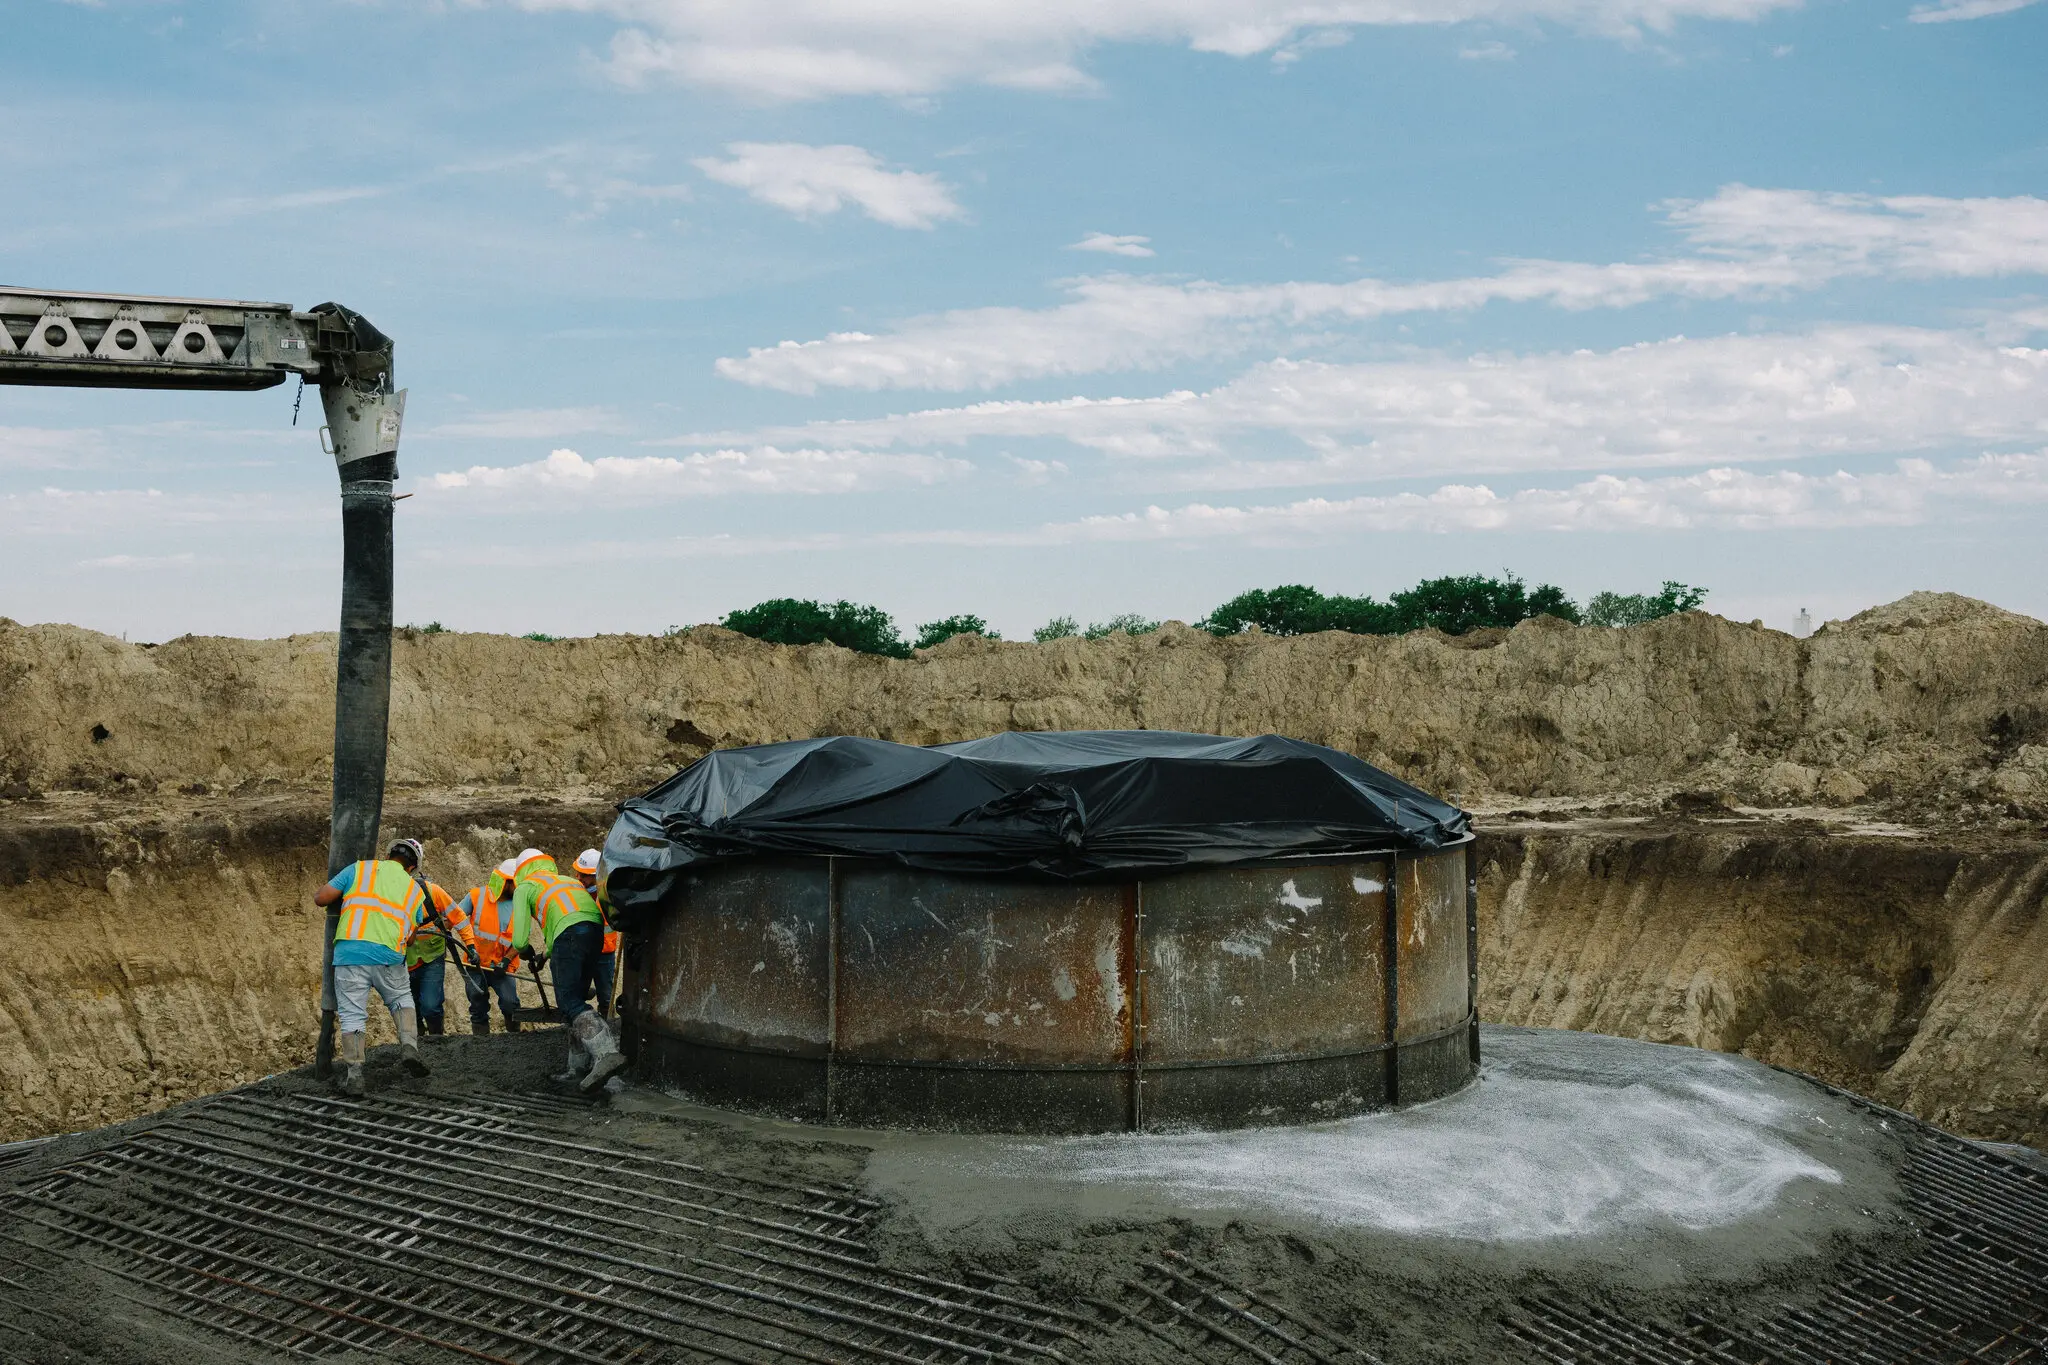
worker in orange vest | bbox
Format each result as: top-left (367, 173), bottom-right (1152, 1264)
top-left (571, 849), bottom-right (619, 1018)
top-left (310, 837), bottom-right (436, 1096)
top-left (453, 860), bottom-right (528, 1034)
top-left (511, 847), bottom-right (626, 1091)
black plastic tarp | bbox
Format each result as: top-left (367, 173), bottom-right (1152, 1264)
top-left (601, 730), bottom-right (1470, 913)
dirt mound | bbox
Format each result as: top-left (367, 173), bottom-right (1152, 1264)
top-left (4, 595), bottom-right (2047, 813)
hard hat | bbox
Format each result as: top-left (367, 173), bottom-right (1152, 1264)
top-left (573, 849), bottom-right (600, 874)
top-left (513, 847), bottom-right (547, 870)
top-left (387, 837), bottom-right (425, 868)
top-left (496, 858), bottom-right (518, 878)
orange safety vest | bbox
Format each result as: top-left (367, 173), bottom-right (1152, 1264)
top-left (602, 928), bottom-right (620, 955)
top-left (464, 886), bottom-right (524, 971)
top-left (334, 860), bottom-right (426, 956)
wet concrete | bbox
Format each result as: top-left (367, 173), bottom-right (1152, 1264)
top-left (3, 1024), bottom-right (1933, 1365)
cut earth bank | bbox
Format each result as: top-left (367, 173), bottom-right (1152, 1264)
top-left (0, 590), bottom-right (2042, 1145)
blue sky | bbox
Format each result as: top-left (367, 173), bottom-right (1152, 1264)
top-left (3, 0), bottom-right (2045, 641)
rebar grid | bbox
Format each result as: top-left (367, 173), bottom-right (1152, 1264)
top-left (1501, 1086), bottom-right (2048, 1365)
top-left (7, 1089), bottom-right (1089, 1365)
top-left (1096, 1249), bottom-right (1376, 1364)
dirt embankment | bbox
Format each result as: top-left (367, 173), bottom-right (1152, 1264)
top-left (1478, 824), bottom-right (2048, 1146)
top-left (0, 795), bottom-right (611, 1141)
top-left (0, 590), bottom-right (2044, 1145)
top-left (5, 590), bottom-right (2048, 812)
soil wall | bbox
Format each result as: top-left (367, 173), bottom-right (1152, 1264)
top-left (1478, 827), bottom-right (2048, 1147)
top-left (0, 798), bottom-right (611, 1141)
top-left (6, 591), bottom-right (2048, 812)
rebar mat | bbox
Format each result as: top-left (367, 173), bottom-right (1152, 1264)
top-left (0, 1088), bottom-right (1094, 1365)
top-left (7, 1078), bottom-right (2041, 1364)
top-left (1506, 1087), bottom-right (2048, 1364)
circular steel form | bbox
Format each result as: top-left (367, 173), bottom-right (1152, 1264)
top-left (621, 843), bottom-right (1478, 1133)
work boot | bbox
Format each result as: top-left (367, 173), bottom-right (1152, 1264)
top-left (501, 1009), bottom-right (521, 1035)
top-left (337, 1031), bottom-right (367, 1097)
top-left (574, 1011), bottom-right (629, 1093)
top-left (422, 1011), bottom-right (445, 1037)
top-left (470, 1012), bottom-right (491, 1036)
top-left (396, 1008), bottom-right (431, 1077)
top-left (553, 1037), bottom-right (592, 1085)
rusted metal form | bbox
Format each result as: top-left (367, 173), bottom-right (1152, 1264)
top-left (627, 842), bottom-right (1477, 1133)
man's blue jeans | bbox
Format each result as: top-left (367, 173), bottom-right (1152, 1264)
top-left (461, 965), bottom-right (523, 1032)
top-left (407, 959), bottom-right (447, 1034)
top-left (549, 922), bottom-right (603, 1026)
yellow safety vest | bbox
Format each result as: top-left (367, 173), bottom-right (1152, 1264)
top-left (515, 864), bottom-right (602, 950)
top-left (334, 860), bottom-right (426, 957)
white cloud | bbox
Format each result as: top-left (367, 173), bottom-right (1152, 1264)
top-left (1002, 452), bottom-right (2048, 543)
top-left (8, 488), bottom-right (320, 534)
top-left (1071, 232), bottom-right (1156, 258)
top-left (1459, 39), bottom-right (1518, 57)
top-left (716, 187), bottom-right (2048, 393)
top-left (1909, 0), bottom-right (2042, 20)
top-left (425, 407), bottom-right (634, 439)
top-left (77, 552), bottom-right (201, 570)
top-left (0, 426), bottom-right (110, 469)
top-left (706, 322), bottom-right (2048, 486)
top-left (424, 445), bottom-right (970, 499)
top-left (501, 0), bottom-right (1803, 100)
top-left (692, 143), bottom-right (965, 229)
top-left (469, 452), bottom-right (2048, 562)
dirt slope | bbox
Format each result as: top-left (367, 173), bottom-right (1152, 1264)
top-left (5, 591), bottom-right (2047, 812)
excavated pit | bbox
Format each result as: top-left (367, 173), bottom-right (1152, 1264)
top-left (1, 590), bottom-right (2046, 1360)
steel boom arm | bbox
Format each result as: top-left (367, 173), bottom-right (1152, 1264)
top-left (0, 287), bottom-right (407, 1078)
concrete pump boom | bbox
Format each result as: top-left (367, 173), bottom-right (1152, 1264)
top-left (0, 286), bottom-right (407, 1078)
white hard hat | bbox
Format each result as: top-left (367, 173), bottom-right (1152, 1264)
top-left (573, 848), bottom-right (601, 874)
top-left (514, 847), bottom-right (546, 868)
top-left (496, 858), bottom-right (518, 878)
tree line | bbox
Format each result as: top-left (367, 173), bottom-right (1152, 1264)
top-left (708, 575), bottom-right (1709, 658)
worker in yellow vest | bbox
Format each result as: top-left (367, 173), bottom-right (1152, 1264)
top-left (405, 873), bottom-right (478, 1036)
top-left (511, 847), bottom-right (626, 1091)
top-left (310, 838), bottom-right (435, 1096)
top-left (571, 849), bottom-right (619, 1018)
top-left (454, 860), bottom-right (527, 1034)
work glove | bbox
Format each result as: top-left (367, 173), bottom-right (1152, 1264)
top-left (527, 951), bottom-right (548, 973)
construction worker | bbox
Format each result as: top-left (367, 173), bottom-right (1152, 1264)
top-left (455, 860), bottom-right (528, 1034)
top-left (310, 838), bottom-right (434, 1096)
top-left (405, 868), bottom-right (477, 1036)
top-left (571, 849), bottom-right (619, 1018)
top-left (510, 847), bottom-right (626, 1091)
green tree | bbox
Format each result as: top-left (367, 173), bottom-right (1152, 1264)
top-left (915, 614), bottom-right (1000, 648)
top-left (1033, 615), bottom-right (1079, 642)
top-left (1200, 585), bottom-right (1397, 636)
top-left (1584, 581), bottom-right (1709, 627)
top-left (722, 598), bottom-right (910, 658)
top-left (521, 631), bottom-right (557, 643)
top-left (1202, 573), bottom-right (1579, 639)
top-left (1386, 573), bottom-right (1582, 634)
top-left (1083, 613), bottom-right (1160, 639)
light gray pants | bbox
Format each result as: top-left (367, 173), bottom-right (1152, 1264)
top-left (334, 962), bottom-right (414, 1033)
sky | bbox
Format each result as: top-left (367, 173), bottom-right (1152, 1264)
top-left (2, 0), bottom-right (2045, 642)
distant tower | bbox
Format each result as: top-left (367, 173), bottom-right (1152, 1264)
top-left (1793, 607), bottom-right (1813, 639)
